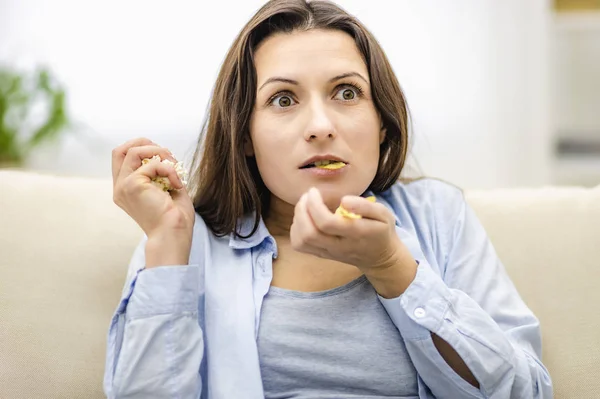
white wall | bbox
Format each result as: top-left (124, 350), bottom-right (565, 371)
top-left (0, 0), bottom-right (553, 189)
top-left (352, 0), bottom-right (553, 188)
top-left (554, 13), bottom-right (600, 138)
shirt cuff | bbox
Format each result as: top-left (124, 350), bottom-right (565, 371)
top-left (123, 265), bottom-right (201, 320)
top-left (378, 260), bottom-right (452, 340)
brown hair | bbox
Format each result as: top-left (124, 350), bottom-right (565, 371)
top-left (188, 0), bottom-right (410, 238)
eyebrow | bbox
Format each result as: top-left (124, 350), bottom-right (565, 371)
top-left (258, 71), bottom-right (369, 92)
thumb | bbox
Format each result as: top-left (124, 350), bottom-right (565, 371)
top-left (340, 196), bottom-right (385, 221)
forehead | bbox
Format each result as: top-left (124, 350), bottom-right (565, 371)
top-left (253, 29), bottom-right (368, 81)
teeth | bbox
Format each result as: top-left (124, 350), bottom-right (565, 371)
top-left (314, 160), bottom-right (333, 166)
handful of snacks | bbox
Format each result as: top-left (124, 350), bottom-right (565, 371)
top-left (141, 155), bottom-right (188, 192)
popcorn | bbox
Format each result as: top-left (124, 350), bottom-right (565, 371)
top-left (141, 155), bottom-right (188, 192)
top-left (335, 196), bottom-right (376, 219)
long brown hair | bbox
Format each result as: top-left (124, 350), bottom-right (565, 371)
top-left (188, 0), bottom-right (410, 238)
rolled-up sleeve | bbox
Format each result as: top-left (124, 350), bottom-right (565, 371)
top-left (104, 238), bottom-right (204, 399)
top-left (379, 195), bottom-right (553, 398)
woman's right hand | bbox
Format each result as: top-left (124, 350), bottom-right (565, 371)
top-left (112, 137), bottom-right (196, 266)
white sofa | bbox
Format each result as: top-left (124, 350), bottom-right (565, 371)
top-left (1, 169), bottom-right (599, 398)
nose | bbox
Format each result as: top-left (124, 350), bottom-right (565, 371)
top-left (303, 101), bottom-right (336, 142)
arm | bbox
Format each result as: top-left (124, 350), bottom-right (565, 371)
top-left (374, 194), bottom-right (553, 398)
top-left (103, 236), bottom-right (204, 399)
top-left (369, 260), bottom-right (480, 389)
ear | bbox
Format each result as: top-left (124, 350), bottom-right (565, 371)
top-left (244, 134), bottom-right (254, 157)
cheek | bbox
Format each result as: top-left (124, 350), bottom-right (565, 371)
top-left (340, 116), bottom-right (381, 177)
top-left (249, 117), bottom-right (293, 190)
top-left (342, 117), bottom-right (381, 155)
top-left (251, 125), bottom-right (283, 168)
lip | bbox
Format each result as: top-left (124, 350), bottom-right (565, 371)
top-left (299, 154), bottom-right (348, 169)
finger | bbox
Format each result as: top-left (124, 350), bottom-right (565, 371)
top-left (112, 137), bottom-right (156, 183)
top-left (118, 145), bottom-right (178, 181)
top-left (133, 159), bottom-right (184, 190)
top-left (305, 187), bottom-right (347, 236)
top-left (292, 192), bottom-right (312, 235)
top-left (170, 183), bottom-right (191, 202)
top-left (340, 195), bottom-right (394, 224)
top-left (292, 192), bottom-right (338, 252)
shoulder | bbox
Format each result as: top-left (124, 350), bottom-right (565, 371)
top-left (379, 177), bottom-right (466, 226)
top-left (190, 212), bottom-right (230, 256)
top-left (377, 178), bottom-right (467, 271)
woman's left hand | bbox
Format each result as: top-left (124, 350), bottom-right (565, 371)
top-left (290, 187), bottom-right (416, 276)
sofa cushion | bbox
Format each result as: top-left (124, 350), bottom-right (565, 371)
top-left (0, 170), bottom-right (142, 398)
top-left (466, 186), bottom-right (600, 399)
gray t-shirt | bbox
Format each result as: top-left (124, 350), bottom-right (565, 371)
top-left (257, 275), bottom-right (419, 399)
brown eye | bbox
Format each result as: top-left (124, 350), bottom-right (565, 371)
top-left (334, 86), bottom-right (361, 101)
top-left (267, 91), bottom-right (297, 108)
top-left (269, 93), bottom-right (296, 108)
top-left (278, 96), bottom-right (292, 107)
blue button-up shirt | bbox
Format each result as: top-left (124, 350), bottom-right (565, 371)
top-left (104, 179), bottom-right (553, 398)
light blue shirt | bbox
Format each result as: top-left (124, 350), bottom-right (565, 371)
top-left (104, 179), bottom-right (553, 398)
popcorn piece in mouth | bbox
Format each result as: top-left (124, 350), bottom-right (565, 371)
top-left (316, 161), bottom-right (346, 170)
top-left (141, 155), bottom-right (188, 192)
top-left (335, 196), bottom-right (376, 219)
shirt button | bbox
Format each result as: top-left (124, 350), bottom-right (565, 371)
top-left (414, 307), bottom-right (426, 318)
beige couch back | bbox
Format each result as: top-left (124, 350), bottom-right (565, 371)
top-left (1, 170), bottom-right (599, 398)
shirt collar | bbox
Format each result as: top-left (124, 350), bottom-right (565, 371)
top-left (228, 211), bottom-right (277, 254)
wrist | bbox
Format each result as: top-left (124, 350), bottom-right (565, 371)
top-left (145, 231), bottom-right (192, 268)
top-left (365, 251), bottom-right (418, 299)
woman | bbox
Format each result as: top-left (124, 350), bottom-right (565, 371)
top-left (105, 0), bottom-right (552, 398)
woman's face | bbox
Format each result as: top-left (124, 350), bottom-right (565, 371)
top-left (248, 29), bottom-right (384, 211)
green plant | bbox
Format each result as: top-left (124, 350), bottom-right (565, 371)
top-left (0, 66), bottom-right (70, 166)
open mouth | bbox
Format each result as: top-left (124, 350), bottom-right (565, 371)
top-left (300, 160), bottom-right (347, 170)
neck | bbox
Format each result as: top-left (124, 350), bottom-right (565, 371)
top-left (264, 195), bottom-right (294, 238)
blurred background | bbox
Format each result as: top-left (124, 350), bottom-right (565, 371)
top-left (0, 0), bottom-right (598, 189)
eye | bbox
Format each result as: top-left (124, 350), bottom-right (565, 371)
top-left (343, 89), bottom-right (355, 100)
top-left (269, 93), bottom-right (297, 108)
top-left (333, 84), bottom-right (363, 101)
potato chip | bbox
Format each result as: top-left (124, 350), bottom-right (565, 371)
top-left (335, 196), bottom-right (376, 219)
top-left (317, 161), bottom-right (346, 170)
